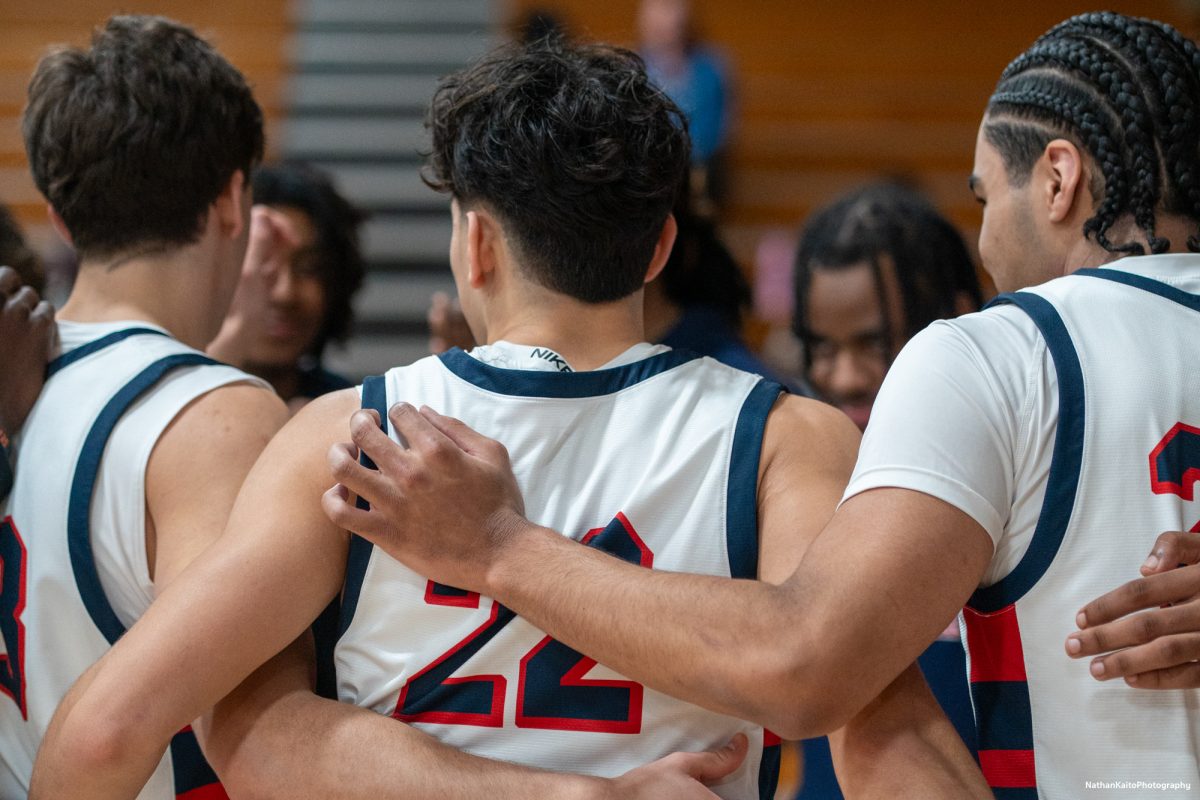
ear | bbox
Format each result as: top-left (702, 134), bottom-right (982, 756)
top-left (46, 204), bottom-right (74, 247)
top-left (643, 214), bottom-right (679, 284)
top-left (1042, 139), bottom-right (1087, 224)
top-left (212, 169), bottom-right (249, 240)
top-left (465, 208), bottom-right (500, 289)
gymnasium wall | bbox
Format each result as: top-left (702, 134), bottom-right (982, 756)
top-left (507, 0), bottom-right (1200, 274)
top-left (0, 1), bottom-right (292, 250)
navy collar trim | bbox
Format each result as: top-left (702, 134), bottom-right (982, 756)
top-left (437, 347), bottom-right (702, 398)
top-left (1075, 267), bottom-right (1200, 312)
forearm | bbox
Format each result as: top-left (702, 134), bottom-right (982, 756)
top-left (30, 662), bottom-right (165, 799)
top-left (489, 523), bottom-right (816, 734)
top-left (213, 692), bottom-right (604, 799)
top-left (828, 664), bottom-right (988, 799)
top-left (203, 639), bottom-right (604, 800)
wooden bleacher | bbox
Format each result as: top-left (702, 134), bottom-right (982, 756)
top-left (0, 1), bottom-right (291, 246)
top-left (509, 0), bottom-right (1200, 274)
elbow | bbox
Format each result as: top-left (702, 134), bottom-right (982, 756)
top-left (44, 708), bottom-right (146, 786)
top-left (752, 647), bottom-right (866, 740)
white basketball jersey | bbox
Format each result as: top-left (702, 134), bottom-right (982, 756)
top-left (962, 266), bottom-right (1200, 798)
top-left (0, 322), bottom-right (260, 799)
top-left (334, 343), bottom-right (783, 799)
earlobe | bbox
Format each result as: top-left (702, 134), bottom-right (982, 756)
top-left (643, 214), bottom-right (678, 284)
top-left (1044, 139), bottom-right (1084, 224)
top-left (215, 169), bottom-right (249, 239)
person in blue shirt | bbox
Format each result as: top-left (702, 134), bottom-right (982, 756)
top-left (639, 0), bottom-right (731, 210)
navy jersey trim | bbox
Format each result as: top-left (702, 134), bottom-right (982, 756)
top-left (437, 347), bottom-right (702, 398)
top-left (168, 726), bottom-right (223, 796)
top-left (339, 375), bottom-right (387, 636)
top-left (968, 293), bottom-right (1085, 612)
top-left (993, 790), bottom-right (1039, 800)
top-left (1075, 267), bottom-right (1200, 312)
top-left (969, 680), bottom-right (1034, 750)
top-left (46, 327), bottom-right (169, 379)
top-left (758, 736), bottom-right (782, 800)
top-left (727, 379), bottom-right (785, 579)
top-left (69, 353), bottom-right (220, 645)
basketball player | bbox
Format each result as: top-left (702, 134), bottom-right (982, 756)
top-left (328, 12), bottom-right (1200, 797)
top-left (31, 38), bottom-right (986, 799)
top-left (0, 15), bottom-right (290, 797)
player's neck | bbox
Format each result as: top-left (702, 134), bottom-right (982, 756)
top-left (484, 291), bottom-right (649, 371)
top-left (1062, 212), bottom-right (1199, 275)
top-left (59, 244), bottom-right (228, 351)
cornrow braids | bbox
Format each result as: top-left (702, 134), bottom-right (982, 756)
top-left (1001, 37), bottom-right (1166, 253)
top-left (1048, 14), bottom-right (1200, 251)
top-left (985, 12), bottom-right (1200, 254)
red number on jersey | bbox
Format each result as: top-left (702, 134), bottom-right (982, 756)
top-left (394, 513), bottom-right (651, 732)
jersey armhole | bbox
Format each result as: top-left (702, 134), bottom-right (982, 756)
top-left (968, 293), bottom-right (1085, 612)
top-left (727, 379), bottom-right (786, 580)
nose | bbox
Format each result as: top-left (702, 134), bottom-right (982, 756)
top-left (826, 349), bottom-right (871, 399)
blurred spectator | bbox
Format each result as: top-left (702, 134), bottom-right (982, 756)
top-left (515, 8), bottom-right (568, 45)
top-left (207, 162), bottom-right (366, 412)
top-left (638, 0), bottom-right (732, 211)
top-left (0, 205), bottom-right (44, 292)
top-left (789, 182), bottom-right (982, 799)
top-left (794, 182), bottom-right (982, 429)
top-left (646, 187), bottom-right (794, 386)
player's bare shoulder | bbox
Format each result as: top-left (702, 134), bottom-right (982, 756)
top-left (756, 395), bottom-right (862, 583)
top-left (760, 394), bottom-right (861, 484)
top-left (242, 385), bottom-right (366, 488)
top-left (277, 385), bottom-right (363, 448)
top-left (151, 381), bottom-right (289, 474)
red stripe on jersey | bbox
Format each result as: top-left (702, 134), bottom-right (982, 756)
top-left (978, 749), bottom-right (1036, 788)
top-left (763, 729), bottom-right (781, 747)
top-left (177, 784), bottom-right (230, 800)
top-left (962, 603), bottom-right (1028, 682)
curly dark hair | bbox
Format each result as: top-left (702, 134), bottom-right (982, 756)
top-left (424, 38), bottom-right (690, 303)
top-left (252, 162), bottom-right (368, 357)
top-left (985, 12), bottom-right (1200, 254)
top-left (792, 183), bottom-right (983, 366)
top-left (23, 15), bottom-right (264, 261)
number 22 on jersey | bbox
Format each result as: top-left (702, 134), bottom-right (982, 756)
top-left (394, 513), bottom-right (650, 733)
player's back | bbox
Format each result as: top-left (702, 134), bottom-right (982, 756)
top-left (962, 255), bottom-right (1200, 798)
top-left (335, 342), bottom-right (783, 799)
top-left (0, 321), bottom-right (258, 798)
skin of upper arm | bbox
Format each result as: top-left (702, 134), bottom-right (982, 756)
top-left (755, 394), bottom-right (861, 586)
top-left (145, 381), bottom-right (288, 589)
top-left (784, 487), bottom-right (994, 730)
top-left (60, 388), bottom-right (363, 751)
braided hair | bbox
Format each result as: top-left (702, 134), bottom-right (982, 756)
top-left (792, 182), bottom-right (982, 367)
top-left (985, 12), bottom-right (1200, 254)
